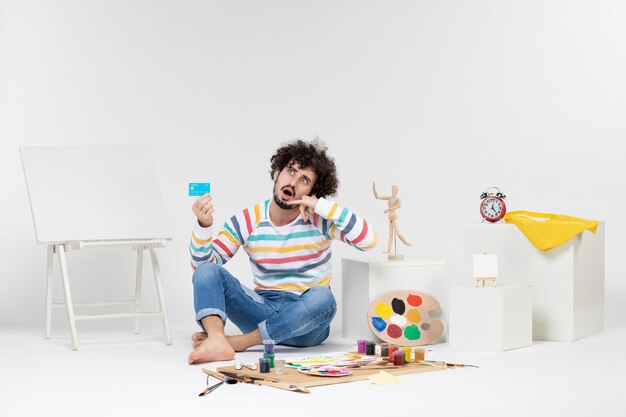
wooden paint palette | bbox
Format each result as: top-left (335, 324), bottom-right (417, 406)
top-left (367, 291), bottom-right (444, 346)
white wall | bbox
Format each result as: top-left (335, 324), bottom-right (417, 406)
top-left (1, 0), bottom-right (624, 336)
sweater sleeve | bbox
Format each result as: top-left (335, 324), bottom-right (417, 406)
top-left (189, 214), bottom-right (244, 270)
top-left (313, 197), bottom-right (378, 251)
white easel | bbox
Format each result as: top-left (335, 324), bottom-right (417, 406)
top-left (22, 145), bottom-right (173, 350)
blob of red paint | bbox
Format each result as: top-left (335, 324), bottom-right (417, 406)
top-left (387, 324), bottom-right (403, 339)
top-left (407, 294), bottom-right (423, 307)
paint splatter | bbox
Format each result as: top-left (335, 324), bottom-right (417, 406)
top-left (404, 325), bottom-right (421, 340)
top-left (407, 309), bottom-right (421, 323)
top-left (391, 298), bottom-right (405, 315)
top-left (387, 324), bottom-right (402, 339)
top-left (407, 294), bottom-right (423, 307)
top-left (371, 317), bottom-right (387, 332)
top-left (376, 302), bottom-right (393, 319)
top-left (421, 323), bottom-right (431, 331)
top-left (389, 315), bottom-right (407, 327)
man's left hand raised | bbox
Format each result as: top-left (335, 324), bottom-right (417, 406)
top-left (288, 195), bottom-right (318, 222)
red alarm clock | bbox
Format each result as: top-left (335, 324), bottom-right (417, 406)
top-left (480, 187), bottom-right (506, 222)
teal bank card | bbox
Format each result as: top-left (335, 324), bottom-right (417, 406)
top-left (188, 182), bottom-right (211, 196)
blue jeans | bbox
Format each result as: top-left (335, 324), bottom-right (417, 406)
top-left (192, 262), bottom-right (337, 347)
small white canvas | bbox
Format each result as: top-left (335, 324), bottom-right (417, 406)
top-left (473, 254), bottom-right (498, 278)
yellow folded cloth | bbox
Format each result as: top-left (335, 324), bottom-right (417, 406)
top-left (503, 210), bottom-right (599, 251)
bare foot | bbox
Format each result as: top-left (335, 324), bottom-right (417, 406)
top-left (226, 330), bottom-right (262, 352)
top-left (188, 334), bottom-right (235, 364)
top-left (226, 334), bottom-right (251, 352)
top-left (191, 332), bottom-right (207, 348)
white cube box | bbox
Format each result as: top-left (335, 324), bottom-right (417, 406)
top-left (463, 222), bottom-right (604, 341)
top-left (341, 257), bottom-right (447, 342)
top-left (449, 285), bottom-right (532, 351)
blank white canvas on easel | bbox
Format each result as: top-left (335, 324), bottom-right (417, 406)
top-left (21, 145), bottom-right (172, 243)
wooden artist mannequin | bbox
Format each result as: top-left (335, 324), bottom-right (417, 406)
top-left (373, 182), bottom-right (412, 260)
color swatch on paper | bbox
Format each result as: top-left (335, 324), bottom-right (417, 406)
top-left (297, 366), bottom-right (352, 377)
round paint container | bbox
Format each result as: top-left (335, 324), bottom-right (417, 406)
top-left (259, 358), bottom-right (271, 373)
top-left (274, 359), bottom-right (286, 375)
top-left (357, 339), bottom-right (367, 354)
top-left (263, 353), bottom-right (275, 368)
top-left (388, 344), bottom-right (399, 361)
top-left (263, 339), bottom-right (276, 355)
top-left (366, 341), bottom-right (376, 355)
top-left (413, 347), bottom-right (425, 361)
top-left (393, 350), bottom-right (406, 366)
top-left (379, 343), bottom-right (390, 358)
top-left (401, 347), bottom-right (412, 363)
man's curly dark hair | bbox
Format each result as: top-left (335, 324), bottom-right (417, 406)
top-left (269, 139), bottom-right (339, 199)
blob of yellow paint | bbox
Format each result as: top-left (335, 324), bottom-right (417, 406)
top-left (407, 309), bottom-right (421, 323)
top-left (376, 302), bottom-right (393, 319)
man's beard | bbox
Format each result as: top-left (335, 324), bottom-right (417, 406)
top-left (273, 193), bottom-right (292, 210)
top-left (273, 181), bottom-right (295, 210)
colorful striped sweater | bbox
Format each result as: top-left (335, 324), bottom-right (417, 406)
top-left (189, 197), bottom-right (377, 293)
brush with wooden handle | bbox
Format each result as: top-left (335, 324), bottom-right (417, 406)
top-left (219, 370), bottom-right (311, 394)
top-left (251, 378), bottom-right (311, 394)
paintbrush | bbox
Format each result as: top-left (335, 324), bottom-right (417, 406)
top-left (419, 361), bottom-right (479, 368)
top-left (253, 378), bottom-right (311, 394)
top-left (343, 361), bottom-right (400, 369)
top-left (219, 370), bottom-right (311, 394)
top-left (444, 362), bottom-right (479, 368)
top-left (199, 369), bottom-right (238, 396)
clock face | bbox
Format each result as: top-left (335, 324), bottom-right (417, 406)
top-left (480, 197), bottom-right (505, 222)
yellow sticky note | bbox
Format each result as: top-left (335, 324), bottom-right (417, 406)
top-left (368, 371), bottom-right (398, 385)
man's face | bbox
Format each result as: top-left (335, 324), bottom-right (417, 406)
top-left (272, 162), bottom-right (317, 210)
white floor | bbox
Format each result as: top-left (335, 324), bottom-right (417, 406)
top-left (2, 325), bottom-right (625, 417)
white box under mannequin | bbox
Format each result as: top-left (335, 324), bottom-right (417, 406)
top-left (341, 257), bottom-right (447, 342)
top-left (449, 285), bottom-right (532, 351)
top-left (463, 222), bottom-right (604, 341)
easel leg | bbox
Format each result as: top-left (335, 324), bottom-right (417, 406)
top-left (45, 245), bottom-right (54, 339)
top-left (134, 247), bottom-right (144, 334)
top-left (149, 248), bottom-right (172, 345)
top-left (58, 244), bottom-right (79, 350)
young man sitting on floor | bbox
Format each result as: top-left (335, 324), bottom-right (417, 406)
top-left (188, 139), bottom-right (377, 364)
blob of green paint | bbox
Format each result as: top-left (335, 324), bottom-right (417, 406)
top-left (404, 324), bottom-right (421, 340)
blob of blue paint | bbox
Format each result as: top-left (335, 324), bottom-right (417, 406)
top-left (372, 316), bottom-right (387, 332)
